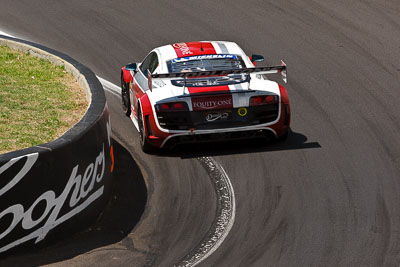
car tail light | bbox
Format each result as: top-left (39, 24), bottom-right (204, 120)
top-left (250, 95), bottom-right (279, 106)
top-left (172, 102), bottom-right (184, 109)
top-left (156, 101), bottom-right (189, 112)
top-left (159, 103), bottom-right (170, 110)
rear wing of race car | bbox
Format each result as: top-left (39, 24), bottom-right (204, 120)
top-left (148, 60), bottom-right (287, 91)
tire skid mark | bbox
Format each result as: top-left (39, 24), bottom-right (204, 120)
top-left (175, 156), bottom-right (236, 267)
top-left (97, 78), bottom-right (237, 266)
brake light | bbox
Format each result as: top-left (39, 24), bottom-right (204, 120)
top-left (250, 95), bottom-right (278, 106)
top-left (156, 102), bottom-right (189, 112)
top-left (160, 104), bottom-right (170, 110)
top-left (265, 95), bottom-right (277, 103)
top-left (173, 102), bottom-right (184, 109)
top-left (251, 96), bottom-right (263, 104)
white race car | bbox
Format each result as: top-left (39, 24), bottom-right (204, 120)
top-left (121, 41), bottom-right (290, 152)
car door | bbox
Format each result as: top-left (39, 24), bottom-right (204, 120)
top-left (132, 51), bottom-right (159, 118)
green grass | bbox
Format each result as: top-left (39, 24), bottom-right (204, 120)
top-left (0, 45), bottom-right (87, 154)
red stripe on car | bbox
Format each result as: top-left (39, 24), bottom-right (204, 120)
top-left (188, 85), bottom-right (229, 94)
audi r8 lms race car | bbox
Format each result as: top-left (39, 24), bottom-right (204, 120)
top-left (121, 41), bottom-right (290, 152)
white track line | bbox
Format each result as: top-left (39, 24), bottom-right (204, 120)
top-left (0, 29), bottom-right (236, 265)
top-left (97, 76), bottom-right (120, 97)
top-left (0, 30), bottom-right (14, 37)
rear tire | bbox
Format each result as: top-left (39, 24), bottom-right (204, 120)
top-left (138, 106), bottom-right (154, 153)
top-left (121, 75), bottom-right (131, 117)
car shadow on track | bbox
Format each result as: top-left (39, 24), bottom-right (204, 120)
top-left (157, 129), bottom-right (321, 159)
top-left (0, 138), bottom-right (147, 266)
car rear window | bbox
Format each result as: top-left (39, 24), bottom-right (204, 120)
top-left (166, 54), bottom-right (249, 87)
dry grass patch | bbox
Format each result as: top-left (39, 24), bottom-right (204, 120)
top-left (0, 45), bottom-right (88, 154)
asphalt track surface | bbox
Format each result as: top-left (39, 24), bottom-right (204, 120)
top-left (1, 1), bottom-right (400, 266)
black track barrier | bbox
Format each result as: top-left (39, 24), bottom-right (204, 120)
top-left (0, 35), bottom-right (114, 255)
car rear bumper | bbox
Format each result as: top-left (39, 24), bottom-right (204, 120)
top-left (161, 128), bottom-right (278, 148)
top-left (144, 100), bottom-right (290, 149)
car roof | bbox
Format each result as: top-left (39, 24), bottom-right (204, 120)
top-left (155, 41), bottom-right (247, 63)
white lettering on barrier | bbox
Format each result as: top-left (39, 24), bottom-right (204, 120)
top-left (0, 153), bottom-right (39, 197)
top-left (0, 144), bottom-right (106, 253)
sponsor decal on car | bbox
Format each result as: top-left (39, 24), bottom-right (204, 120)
top-left (172, 43), bottom-right (193, 56)
top-left (192, 95), bottom-right (233, 111)
top-left (172, 42), bottom-right (217, 57)
top-left (205, 112), bottom-right (230, 122)
top-left (172, 54), bottom-right (237, 63)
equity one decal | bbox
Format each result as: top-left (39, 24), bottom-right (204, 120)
top-left (192, 95), bottom-right (233, 111)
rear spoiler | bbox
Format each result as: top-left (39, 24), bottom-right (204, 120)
top-left (151, 60), bottom-right (287, 83)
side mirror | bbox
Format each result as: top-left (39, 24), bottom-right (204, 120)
top-left (125, 63), bottom-right (137, 71)
top-left (251, 54), bottom-right (264, 62)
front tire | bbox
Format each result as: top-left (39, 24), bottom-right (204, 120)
top-left (121, 75), bottom-right (131, 117)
